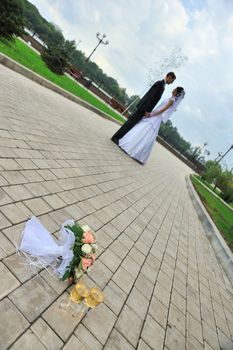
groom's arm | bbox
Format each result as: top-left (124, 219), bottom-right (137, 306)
top-left (145, 100), bottom-right (174, 118)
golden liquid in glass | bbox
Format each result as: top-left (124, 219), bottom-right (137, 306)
top-left (70, 282), bottom-right (90, 303)
top-left (85, 287), bottom-right (104, 308)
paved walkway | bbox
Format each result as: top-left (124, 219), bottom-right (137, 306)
top-left (0, 64), bottom-right (233, 350)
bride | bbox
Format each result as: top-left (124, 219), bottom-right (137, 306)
top-left (118, 86), bottom-right (185, 164)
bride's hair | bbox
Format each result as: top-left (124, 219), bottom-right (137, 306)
top-left (175, 87), bottom-right (185, 99)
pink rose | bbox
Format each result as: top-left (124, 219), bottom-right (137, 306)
top-left (81, 257), bottom-right (93, 272)
top-left (82, 231), bottom-right (96, 244)
top-left (90, 253), bottom-right (96, 263)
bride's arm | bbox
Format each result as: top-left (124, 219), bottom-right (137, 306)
top-left (145, 100), bottom-right (174, 118)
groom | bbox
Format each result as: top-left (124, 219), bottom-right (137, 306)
top-left (111, 72), bottom-right (176, 144)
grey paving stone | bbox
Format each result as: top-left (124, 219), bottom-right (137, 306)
top-left (25, 182), bottom-right (49, 196)
top-left (24, 197), bottom-right (52, 215)
top-left (126, 286), bottom-right (149, 320)
top-left (0, 202), bottom-right (32, 224)
top-left (75, 324), bottom-right (103, 350)
top-left (103, 280), bottom-right (127, 315)
top-left (43, 193), bottom-right (66, 209)
top-left (42, 293), bottom-right (84, 342)
top-left (0, 262), bottom-right (20, 299)
top-left (10, 330), bottom-right (46, 350)
top-left (0, 211), bottom-right (11, 230)
top-left (110, 239), bottom-right (129, 259)
top-left (0, 231), bottom-right (15, 255)
top-left (202, 322), bottom-right (220, 350)
top-left (31, 318), bottom-right (64, 350)
top-left (99, 249), bottom-right (122, 272)
top-left (137, 339), bottom-right (153, 350)
top-left (168, 302), bottom-right (186, 336)
top-left (104, 329), bottom-right (134, 350)
top-left (9, 275), bottom-right (57, 322)
top-left (115, 305), bottom-right (143, 347)
top-left (141, 315), bottom-right (165, 350)
top-left (187, 312), bottom-right (203, 344)
top-left (135, 273), bottom-right (154, 300)
top-left (112, 266), bottom-right (135, 294)
top-left (0, 298), bottom-right (29, 350)
top-left (3, 184), bottom-right (32, 201)
top-left (165, 325), bottom-right (186, 350)
top-left (4, 253), bottom-right (38, 283)
top-left (83, 303), bottom-right (117, 345)
top-left (0, 188), bottom-right (13, 206)
top-left (62, 335), bottom-right (89, 350)
top-left (121, 255), bottom-right (141, 277)
top-left (87, 260), bottom-right (113, 288)
top-left (149, 296), bottom-right (168, 329)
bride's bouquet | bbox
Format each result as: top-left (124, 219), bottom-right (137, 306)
top-left (19, 216), bottom-right (97, 282)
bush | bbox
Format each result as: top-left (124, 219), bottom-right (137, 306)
top-left (41, 39), bottom-right (76, 75)
top-left (42, 45), bottom-right (67, 74)
top-left (202, 160), bottom-right (221, 183)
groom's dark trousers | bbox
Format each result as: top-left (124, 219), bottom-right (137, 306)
top-left (111, 79), bottom-right (165, 144)
top-left (111, 109), bottom-right (145, 143)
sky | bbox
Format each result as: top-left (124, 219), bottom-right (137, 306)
top-left (29, 0), bottom-right (233, 167)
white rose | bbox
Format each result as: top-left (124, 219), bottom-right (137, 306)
top-left (81, 244), bottom-right (92, 255)
top-left (82, 225), bottom-right (91, 232)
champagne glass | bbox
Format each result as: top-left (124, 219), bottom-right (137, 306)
top-left (59, 297), bottom-right (73, 313)
top-left (70, 281), bottom-right (90, 303)
top-left (85, 287), bottom-right (104, 308)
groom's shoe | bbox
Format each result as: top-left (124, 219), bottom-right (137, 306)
top-left (111, 137), bottom-right (119, 145)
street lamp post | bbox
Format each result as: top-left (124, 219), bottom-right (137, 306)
top-left (214, 144), bottom-right (233, 165)
top-left (214, 152), bottom-right (223, 163)
top-left (85, 33), bottom-right (109, 63)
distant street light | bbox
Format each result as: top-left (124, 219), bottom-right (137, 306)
top-left (214, 152), bottom-right (223, 163)
top-left (215, 144), bottom-right (233, 165)
top-left (201, 142), bottom-right (208, 150)
top-left (85, 33), bottom-right (109, 63)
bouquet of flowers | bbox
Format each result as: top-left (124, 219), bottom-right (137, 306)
top-left (62, 223), bottom-right (97, 282)
top-left (19, 216), bottom-right (97, 282)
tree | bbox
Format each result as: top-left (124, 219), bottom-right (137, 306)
top-left (202, 160), bottom-right (221, 183)
top-left (22, 0), bottom-right (43, 36)
top-left (42, 39), bottom-right (76, 75)
top-left (147, 47), bottom-right (188, 87)
top-left (0, 0), bottom-right (25, 40)
top-left (214, 169), bottom-right (233, 200)
top-left (127, 95), bottom-right (140, 114)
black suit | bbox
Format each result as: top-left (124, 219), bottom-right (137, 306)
top-left (112, 79), bottom-right (165, 143)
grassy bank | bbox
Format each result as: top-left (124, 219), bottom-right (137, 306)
top-left (0, 38), bottom-right (125, 123)
top-left (191, 175), bottom-right (233, 251)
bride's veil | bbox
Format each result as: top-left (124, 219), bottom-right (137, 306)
top-left (162, 89), bottom-right (185, 123)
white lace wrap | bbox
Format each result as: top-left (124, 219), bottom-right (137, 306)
top-left (19, 216), bottom-right (75, 278)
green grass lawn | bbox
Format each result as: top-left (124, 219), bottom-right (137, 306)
top-left (192, 174), bottom-right (222, 195)
top-left (191, 175), bottom-right (233, 251)
top-left (0, 38), bottom-right (125, 123)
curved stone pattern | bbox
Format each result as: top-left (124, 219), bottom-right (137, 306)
top-left (186, 176), bottom-right (233, 287)
top-left (0, 62), bottom-right (233, 349)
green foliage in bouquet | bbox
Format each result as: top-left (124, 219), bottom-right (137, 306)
top-left (61, 223), bottom-right (84, 281)
top-left (61, 222), bottom-right (97, 282)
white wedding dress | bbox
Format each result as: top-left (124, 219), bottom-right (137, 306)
top-left (119, 97), bottom-right (175, 164)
